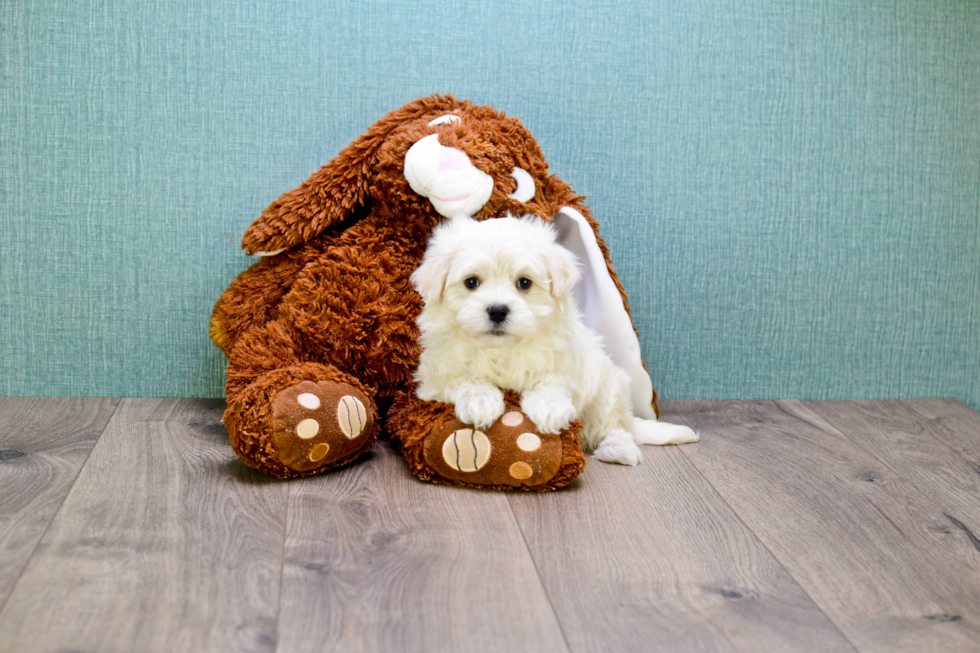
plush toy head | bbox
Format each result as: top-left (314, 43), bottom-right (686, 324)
top-left (241, 95), bottom-right (582, 256)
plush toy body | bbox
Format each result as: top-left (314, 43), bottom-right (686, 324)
top-left (211, 95), bottom-right (659, 490)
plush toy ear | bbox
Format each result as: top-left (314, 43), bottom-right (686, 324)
top-left (552, 206), bottom-right (659, 421)
top-left (242, 95), bottom-right (467, 256)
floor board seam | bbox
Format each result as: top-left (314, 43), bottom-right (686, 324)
top-left (271, 477), bottom-right (292, 653)
top-left (0, 396), bottom-right (123, 619)
top-left (675, 429), bottom-right (863, 653)
top-left (506, 497), bottom-right (575, 653)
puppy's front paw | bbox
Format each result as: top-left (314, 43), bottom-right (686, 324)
top-left (452, 384), bottom-right (506, 430)
top-left (593, 430), bottom-right (643, 466)
top-left (521, 387), bottom-right (577, 434)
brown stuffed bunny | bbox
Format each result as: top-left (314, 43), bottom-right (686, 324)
top-left (210, 94), bottom-right (660, 490)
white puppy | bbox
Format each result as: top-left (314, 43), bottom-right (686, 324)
top-left (411, 215), bottom-right (697, 465)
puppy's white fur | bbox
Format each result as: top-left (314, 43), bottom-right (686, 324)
top-left (411, 215), bottom-right (698, 465)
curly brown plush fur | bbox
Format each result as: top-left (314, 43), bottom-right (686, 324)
top-left (211, 94), bottom-right (657, 489)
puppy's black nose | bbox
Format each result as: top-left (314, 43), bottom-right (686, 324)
top-left (487, 304), bottom-right (509, 324)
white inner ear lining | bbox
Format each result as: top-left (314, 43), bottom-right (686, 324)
top-left (428, 115), bottom-right (461, 126)
top-left (507, 167), bottom-right (536, 202)
top-left (253, 248), bottom-right (286, 257)
top-left (553, 206), bottom-right (657, 420)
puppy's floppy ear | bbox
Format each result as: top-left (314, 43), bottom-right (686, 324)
top-left (242, 94), bottom-right (467, 256)
top-left (545, 243), bottom-right (580, 297)
top-left (410, 228), bottom-right (457, 303)
top-left (412, 216), bottom-right (480, 302)
top-left (410, 250), bottom-right (454, 303)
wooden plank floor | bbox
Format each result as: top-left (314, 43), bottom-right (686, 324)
top-left (1, 399), bottom-right (979, 653)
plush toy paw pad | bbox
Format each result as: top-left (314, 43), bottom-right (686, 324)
top-left (516, 432), bottom-right (541, 451)
top-left (508, 461), bottom-right (534, 480)
top-left (297, 393), bottom-right (321, 410)
top-left (423, 403), bottom-right (565, 487)
top-left (337, 395), bottom-right (368, 438)
top-left (272, 380), bottom-right (374, 472)
top-left (441, 429), bottom-right (492, 472)
top-left (501, 411), bottom-right (524, 427)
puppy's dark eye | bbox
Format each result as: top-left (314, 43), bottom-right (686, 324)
top-left (516, 277), bottom-right (532, 290)
top-left (464, 276), bottom-right (480, 290)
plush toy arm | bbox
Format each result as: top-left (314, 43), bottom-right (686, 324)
top-left (242, 94), bottom-right (470, 255)
top-left (210, 243), bottom-right (329, 355)
top-left (242, 156), bottom-right (369, 255)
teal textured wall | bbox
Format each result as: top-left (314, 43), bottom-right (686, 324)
top-left (2, 0), bottom-right (978, 407)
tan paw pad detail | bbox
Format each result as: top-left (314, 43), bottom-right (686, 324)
top-left (516, 432), bottom-right (541, 452)
top-left (296, 418), bottom-right (319, 439)
top-left (309, 443), bottom-right (330, 462)
top-left (442, 429), bottom-right (491, 472)
top-left (509, 462), bottom-right (533, 480)
top-left (501, 411), bottom-right (524, 427)
top-left (297, 392), bottom-right (321, 410)
top-left (337, 395), bottom-right (367, 439)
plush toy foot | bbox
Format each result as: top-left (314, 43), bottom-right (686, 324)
top-left (424, 407), bottom-right (565, 487)
top-left (271, 380), bottom-right (376, 473)
top-left (388, 391), bottom-right (586, 491)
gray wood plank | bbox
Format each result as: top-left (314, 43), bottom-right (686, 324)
top-left (799, 400), bottom-right (980, 536)
top-left (276, 440), bottom-right (569, 653)
top-left (678, 400), bottom-right (980, 653)
top-left (0, 398), bottom-right (288, 653)
top-left (0, 397), bottom-right (119, 613)
top-left (901, 399), bottom-right (980, 469)
top-left (508, 402), bottom-right (856, 653)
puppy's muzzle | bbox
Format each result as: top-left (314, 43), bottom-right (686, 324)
top-left (487, 305), bottom-right (509, 325)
